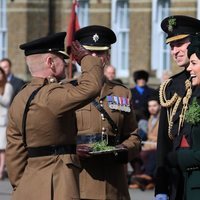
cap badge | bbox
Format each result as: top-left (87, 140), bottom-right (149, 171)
top-left (168, 17), bottom-right (176, 32)
top-left (93, 33), bottom-right (99, 42)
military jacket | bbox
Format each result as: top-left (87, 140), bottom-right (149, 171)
top-left (155, 70), bottom-right (191, 199)
top-left (76, 79), bottom-right (141, 200)
top-left (5, 55), bottom-right (103, 200)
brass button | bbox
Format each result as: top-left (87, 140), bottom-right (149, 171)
top-left (102, 127), bottom-right (106, 131)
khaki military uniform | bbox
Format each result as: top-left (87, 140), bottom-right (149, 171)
top-left (6, 55), bottom-right (103, 200)
top-left (76, 80), bottom-right (140, 200)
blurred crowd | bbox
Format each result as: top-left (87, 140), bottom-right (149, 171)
top-left (0, 58), bottom-right (25, 180)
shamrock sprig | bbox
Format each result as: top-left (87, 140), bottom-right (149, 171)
top-left (92, 140), bottom-right (115, 152)
top-left (185, 98), bottom-right (200, 125)
top-left (168, 17), bottom-right (176, 32)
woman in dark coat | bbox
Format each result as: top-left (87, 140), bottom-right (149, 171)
top-left (168, 34), bottom-right (200, 200)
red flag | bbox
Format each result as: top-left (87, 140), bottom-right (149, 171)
top-left (66, 0), bottom-right (80, 55)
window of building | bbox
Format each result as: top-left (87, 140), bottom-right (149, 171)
top-left (0, 0), bottom-right (7, 59)
top-left (77, 0), bottom-right (89, 28)
top-left (151, 0), bottom-right (170, 79)
top-left (197, 0), bottom-right (200, 19)
top-left (111, 0), bottom-right (129, 78)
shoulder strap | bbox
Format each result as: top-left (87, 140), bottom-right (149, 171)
top-left (22, 84), bottom-right (45, 147)
top-left (92, 99), bottom-right (119, 135)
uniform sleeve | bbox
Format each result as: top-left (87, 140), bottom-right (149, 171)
top-left (5, 104), bottom-right (28, 190)
top-left (47, 55), bottom-right (104, 114)
top-left (177, 149), bottom-right (200, 171)
top-left (121, 90), bottom-right (141, 160)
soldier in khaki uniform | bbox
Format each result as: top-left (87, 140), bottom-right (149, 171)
top-left (5, 32), bottom-right (104, 200)
top-left (74, 25), bottom-right (141, 200)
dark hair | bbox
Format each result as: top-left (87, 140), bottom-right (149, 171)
top-left (147, 90), bottom-right (160, 104)
top-left (0, 67), bottom-right (7, 86)
top-left (0, 58), bottom-right (12, 67)
top-left (188, 35), bottom-right (200, 59)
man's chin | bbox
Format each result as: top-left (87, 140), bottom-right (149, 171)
top-left (176, 61), bottom-right (189, 68)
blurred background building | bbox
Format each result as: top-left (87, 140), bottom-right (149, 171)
top-left (0, 0), bottom-right (199, 86)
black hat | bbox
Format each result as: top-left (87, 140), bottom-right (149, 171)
top-left (133, 70), bottom-right (149, 82)
top-left (161, 15), bottom-right (200, 44)
top-left (74, 25), bottom-right (116, 51)
top-left (187, 34), bottom-right (200, 59)
top-left (19, 32), bottom-right (68, 58)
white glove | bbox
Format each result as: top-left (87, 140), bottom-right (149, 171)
top-left (155, 194), bottom-right (168, 200)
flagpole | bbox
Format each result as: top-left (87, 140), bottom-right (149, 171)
top-left (66, 0), bottom-right (80, 79)
top-left (68, 53), bottom-right (73, 79)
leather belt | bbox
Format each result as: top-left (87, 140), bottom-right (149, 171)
top-left (77, 133), bottom-right (119, 146)
top-left (27, 144), bottom-right (76, 157)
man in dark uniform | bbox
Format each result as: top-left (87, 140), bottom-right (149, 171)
top-left (74, 25), bottom-right (141, 200)
top-left (5, 32), bottom-right (104, 200)
top-left (155, 15), bottom-right (200, 200)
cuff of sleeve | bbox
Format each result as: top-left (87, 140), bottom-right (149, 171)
top-left (155, 194), bottom-right (168, 200)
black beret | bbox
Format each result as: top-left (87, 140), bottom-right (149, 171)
top-left (161, 15), bottom-right (200, 43)
top-left (19, 32), bottom-right (68, 58)
top-left (133, 70), bottom-right (149, 82)
top-left (74, 25), bottom-right (116, 51)
top-left (187, 35), bottom-right (200, 59)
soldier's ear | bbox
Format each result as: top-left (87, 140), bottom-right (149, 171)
top-left (46, 56), bottom-right (55, 70)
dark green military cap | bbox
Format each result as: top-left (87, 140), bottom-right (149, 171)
top-left (161, 15), bottom-right (200, 43)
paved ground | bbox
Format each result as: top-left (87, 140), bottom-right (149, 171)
top-left (0, 179), bottom-right (11, 200)
top-left (0, 178), bottom-right (154, 200)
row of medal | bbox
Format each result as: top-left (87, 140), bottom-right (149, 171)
top-left (106, 95), bottom-right (131, 112)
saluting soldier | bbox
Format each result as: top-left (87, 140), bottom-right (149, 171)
top-left (5, 32), bottom-right (104, 200)
top-left (155, 16), bottom-right (200, 200)
top-left (74, 25), bottom-right (141, 200)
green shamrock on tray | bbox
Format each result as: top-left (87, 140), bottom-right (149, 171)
top-left (92, 140), bottom-right (115, 152)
